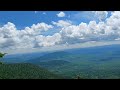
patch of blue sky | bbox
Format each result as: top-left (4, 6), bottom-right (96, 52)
top-left (0, 11), bottom-right (111, 29)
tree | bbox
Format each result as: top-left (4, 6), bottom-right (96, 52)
top-left (0, 52), bottom-right (7, 64)
top-left (0, 52), bottom-right (7, 58)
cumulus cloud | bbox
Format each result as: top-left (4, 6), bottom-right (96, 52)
top-left (34, 33), bottom-right (61, 47)
top-left (1, 11), bottom-right (120, 54)
top-left (52, 20), bottom-right (72, 27)
top-left (58, 11), bottom-right (120, 44)
top-left (57, 12), bottom-right (65, 17)
top-left (0, 22), bottom-right (54, 49)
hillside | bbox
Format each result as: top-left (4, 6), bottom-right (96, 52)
top-left (0, 63), bottom-right (63, 79)
top-left (25, 45), bottom-right (120, 79)
top-left (27, 51), bottom-right (72, 63)
top-left (3, 52), bottom-right (46, 63)
top-left (37, 60), bottom-right (71, 69)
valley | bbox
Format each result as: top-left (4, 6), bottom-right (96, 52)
top-left (1, 44), bottom-right (120, 79)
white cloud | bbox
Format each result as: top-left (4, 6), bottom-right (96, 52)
top-left (0, 22), bottom-right (53, 49)
top-left (1, 11), bottom-right (120, 54)
top-left (93, 11), bottom-right (108, 21)
top-left (58, 12), bottom-right (120, 44)
top-left (31, 22), bottom-right (53, 31)
top-left (57, 12), bottom-right (65, 17)
top-left (3, 40), bottom-right (120, 55)
top-left (72, 11), bottom-right (108, 22)
top-left (34, 33), bottom-right (61, 47)
top-left (52, 20), bottom-right (72, 27)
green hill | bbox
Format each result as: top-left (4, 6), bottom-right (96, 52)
top-left (0, 63), bottom-right (63, 79)
top-left (27, 51), bottom-right (72, 63)
top-left (37, 60), bottom-right (71, 69)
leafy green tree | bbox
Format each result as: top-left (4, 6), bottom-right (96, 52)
top-left (0, 52), bottom-right (7, 58)
top-left (0, 52), bottom-right (7, 64)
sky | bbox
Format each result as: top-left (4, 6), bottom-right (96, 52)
top-left (1, 11), bottom-right (120, 54)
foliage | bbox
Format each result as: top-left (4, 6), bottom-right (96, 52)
top-left (36, 60), bottom-right (70, 68)
top-left (0, 63), bottom-right (63, 79)
top-left (0, 52), bottom-right (7, 58)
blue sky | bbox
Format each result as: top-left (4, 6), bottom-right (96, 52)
top-left (1, 11), bottom-right (120, 54)
top-left (0, 11), bottom-right (71, 29)
top-left (0, 11), bottom-right (97, 36)
top-left (0, 11), bottom-right (111, 29)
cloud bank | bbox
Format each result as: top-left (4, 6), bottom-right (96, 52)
top-left (1, 11), bottom-right (120, 54)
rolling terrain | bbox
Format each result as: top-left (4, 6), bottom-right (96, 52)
top-left (24, 44), bottom-right (120, 79)
top-left (2, 44), bottom-right (120, 79)
top-left (0, 63), bottom-right (64, 79)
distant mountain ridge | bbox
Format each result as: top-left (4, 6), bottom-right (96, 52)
top-left (2, 45), bottom-right (120, 63)
top-left (65, 44), bottom-right (120, 54)
top-left (27, 51), bottom-right (72, 63)
top-left (3, 52), bottom-right (46, 63)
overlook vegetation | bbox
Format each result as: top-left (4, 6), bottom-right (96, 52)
top-left (0, 52), bottom-right (65, 79)
top-left (0, 52), bottom-right (7, 58)
top-left (0, 63), bottom-right (63, 79)
top-left (0, 52), bottom-right (7, 64)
